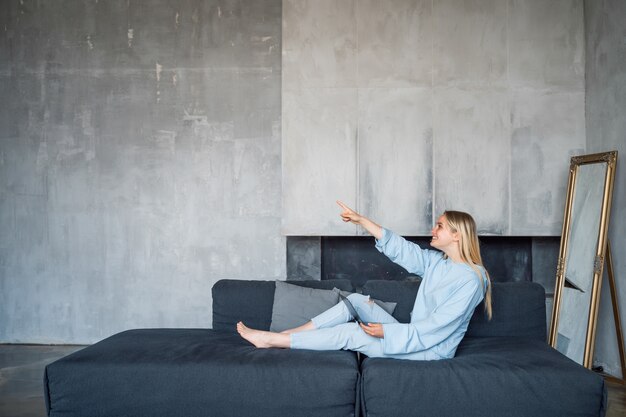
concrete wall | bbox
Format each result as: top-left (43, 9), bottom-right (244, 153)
top-left (282, 0), bottom-right (586, 236)
top-left (0, 0), bottom-right (595, 345)
top-left (585, 0), bottom-right (626, 379)
top-left (0, 0), bottom-right (283, 343)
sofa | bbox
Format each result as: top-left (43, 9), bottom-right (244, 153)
top-left (44, 279), bottom-right (607, 417)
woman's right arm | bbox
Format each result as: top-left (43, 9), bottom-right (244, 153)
top-left (336, 200), bottom-right (431, 275)
top-left (375, 229), bottom-right (430, 276)
top-left (336, 200), bottom-right (383, 239)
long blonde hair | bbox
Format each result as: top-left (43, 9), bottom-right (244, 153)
top-left (443, 210), bottom-right (493, 320)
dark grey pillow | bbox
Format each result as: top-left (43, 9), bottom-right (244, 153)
top-left (270, 281), bottom-right (340, 332)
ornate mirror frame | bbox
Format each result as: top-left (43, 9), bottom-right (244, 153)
top-left (549, 151), bottom-right (618, 369)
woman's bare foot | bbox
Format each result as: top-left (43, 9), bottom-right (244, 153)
top-left (237, 322), bottom-right (290, 348)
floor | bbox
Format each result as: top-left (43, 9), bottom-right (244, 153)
top-left (0, 345), bottom-right (84, 417)
top-left (1, 345), bottom-right (625, 417)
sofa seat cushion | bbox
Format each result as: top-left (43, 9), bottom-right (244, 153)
top-left (360, 337), bottom-right (606, 417)
top-left (45, 329), bottom-right (360, 417)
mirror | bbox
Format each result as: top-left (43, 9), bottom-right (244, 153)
top-left (549, 151), bottom-right (617, 368)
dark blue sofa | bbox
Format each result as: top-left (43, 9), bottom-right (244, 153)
top-left (44, 279), bottom-right (607, 417)
top-left (359, 280), bottom-right (607, 417)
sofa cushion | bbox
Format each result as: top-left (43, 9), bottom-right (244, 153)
top-left (466, 281), bottom-right (546, 341)
top-left (270, 281), bottom-right (341, 332)
top-left (45, 329), bottom-right (361, 417)
top-left (360, 337), bottom-right (606, 417)
top-left (212, 279), bottom-right (354, 332)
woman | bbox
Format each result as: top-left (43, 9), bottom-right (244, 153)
top-left (237, 201), bottom-right (492, 360)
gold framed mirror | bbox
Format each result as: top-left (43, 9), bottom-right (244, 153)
top-left (549, 151), bottom-right (619, 369)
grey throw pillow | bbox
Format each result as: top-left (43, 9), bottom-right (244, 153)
top-left (270, 281), bottom-right (340, 332)
top-left (333, 288), bottom-right (397, 316)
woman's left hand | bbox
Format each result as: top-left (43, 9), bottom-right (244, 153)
top-left (360, 322), bottom-right (384, 338)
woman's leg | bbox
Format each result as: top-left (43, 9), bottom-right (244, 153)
top-left (346, 294), bottom-right (398, 325)
top-left (237, 294), bottom-right (397, 352)
top-left (274, 293), bottom-right (399, 338)
top-left (311, 294), bottom-right (398, 329)
top-left (250, 295), bottom-right (357, 338)
top-left (280, 321), bottom-right (315, 334)
top-left (237, 321), bottom-right (386, 358)
top-left (291, 322), bottom-right (387, 357)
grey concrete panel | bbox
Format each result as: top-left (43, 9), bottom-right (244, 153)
top-left (232, 137), bottom-right (282, 218)
top-left (283, 0), bottom-right (357, 90)
top-left (0, 0), bottom-right (283, 344)
top-left (433, 88), bottom-right (510, 234)
top-left (0, 76), bottom-right (35, 139)
top-left (169, 0), bottom-right (282, 70)
top-left (585, 0), bottom-right (626, 379)
top-left (282, 88), bottom-right (358, 235)
top-left (508, 0), bottom-right (584, 89)
top-left (358, 87), bottom-right (433, 235)
top-left (14, 194), bottom-right (48, 259)
top-left (232, 72), bottom-right (281, 139)
top-left (510, 90), bottom-right (586, 235)
top-left (433, 0), bottom-right (508, 88)
top-left (0, 136), bottom-right (47, 196)
top-left (0, 193), bottom-right (14, 250)
top-left (1, 0), bottom-right (281, 73)
top-left (282, 0), bottom-right (586, 238)
top-left (356, 0), bottom-right (432, 87)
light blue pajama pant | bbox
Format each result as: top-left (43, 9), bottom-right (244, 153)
top-left (290, 294), bottom-right (441, 360)
top-left (290, 294), bottom-right (395, 358)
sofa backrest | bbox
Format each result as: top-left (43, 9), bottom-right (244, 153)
top-left (212, 279), bottom-right (354, 332)
top-left (466, 282), bottom-right (546, 340)
top-left (362, 280), bottom-right (547, 341)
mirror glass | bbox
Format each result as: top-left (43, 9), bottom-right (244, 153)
top-left (554, 163), bottom-right (606, 363)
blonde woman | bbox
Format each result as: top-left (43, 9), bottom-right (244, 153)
top-left (237, 201), bottom-right (492, 360)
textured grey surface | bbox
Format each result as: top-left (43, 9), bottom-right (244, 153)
top-left (585, 0), bottom-right (626, 379)
top-left (508, 0), bottom-right (584, 89)
top-left (357, 0), bottom-right (432, 88)
top-left (433, 88), bottom-right (510, 234)
top-left (433, 0), bottom-right (508, 88)
top-left (282, 0), bottom-right (585, 236)
top-left (0, 0), bottom-right (593, 347)
top-left (358, 87), bottom-right (433, 235)
top-left (510, 91), bottom-right (586, 235)
top-left (282, 0), bottom-right (357, 90)
top-left (286, 236), bottom-right (321, 280)
top-left (0, 0), bottom-right (284, 343)
top-left (282, 88), bottom-right (358, 235)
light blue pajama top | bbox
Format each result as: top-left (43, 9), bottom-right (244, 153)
top-left (375, 228), bottom-right (487, 359)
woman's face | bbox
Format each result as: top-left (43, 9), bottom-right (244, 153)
top-left (430, 215), bottom-right (458, 250)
